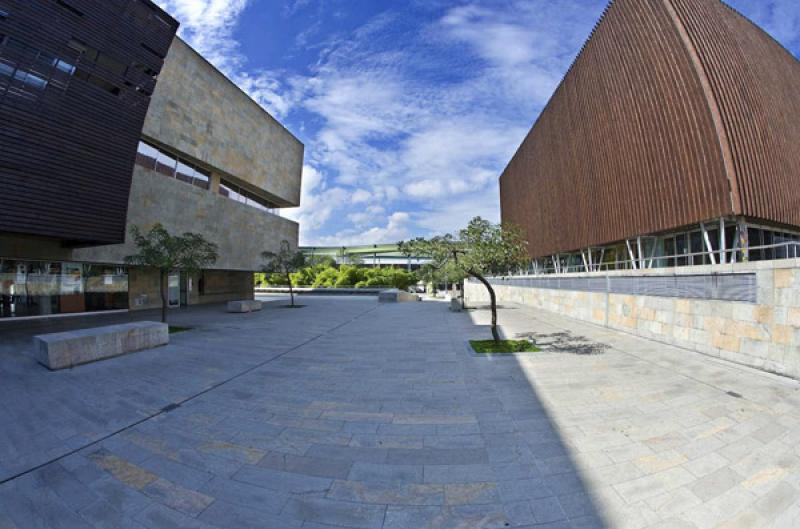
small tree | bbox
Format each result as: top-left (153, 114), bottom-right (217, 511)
top-left (125, 224), bottom-right (218, 324)
top-left (400, 217), bottom-right (528, 342)
top-left (261, 240), bottom-right (306, 307)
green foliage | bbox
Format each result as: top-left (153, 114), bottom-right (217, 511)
top-left (334, 265), bottom-right (366, 287)
top-left (311, 267), bottom-right (339, 287)
top-left (261, 240), bottom-right (306, 277)
top-left (400, 217), bottom-right (528, 342)
top-left (469, 340), bottom-right (540, 354)
top-left (125, 223), bottom-right (218, 323)
top-left (262, 240), bottom-right (306, 306)
top-left (399, 217), bottom-right (528, 278)
top-left (125, 224), bottom-right (219, 274)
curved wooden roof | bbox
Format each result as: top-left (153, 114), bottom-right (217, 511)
top-left (501, 0), bottom-right (800, 258)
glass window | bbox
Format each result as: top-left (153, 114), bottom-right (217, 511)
top-left (0, 61), bottom-right (14, 77)
top-left (135, 141), bottom-right (158, 169)
top-left (748, 228), bottom-right (763, 261)
top-left (193, 167), bottom-right (210, 190)
top-left (763, 230), bottom-right (774, 260)
top-left (663, 237), bottom-right (675, 268)
top-left (675, 234), bottom-right (688, 267)
top-left (690, 231), bottom-right (704, 265)
top-left (175, 160), bottom-right (195, 184)
top-left (155, 149), bottom-right (176, 177)
top-left (55, 59), bottom-right (75, 75)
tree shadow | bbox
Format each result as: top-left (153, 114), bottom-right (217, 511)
top-left (514, 331), bottom-right (609, 356)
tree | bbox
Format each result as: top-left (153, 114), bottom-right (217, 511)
top-left (125, 224), bottom-right (218, 323)
top-left (400, 217), bottom-right (528, 342)
top-left (261, 240), bottom-right (306, 307)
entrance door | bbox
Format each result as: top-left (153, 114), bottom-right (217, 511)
top-left (167, 273), bottom-right (180, 308)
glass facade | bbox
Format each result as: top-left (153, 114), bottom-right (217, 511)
top-left (0, 260), bottom-right (128, 318)
top-left (525, 221), bottom-right (800, 275)
top-left (219, 179), bottom-right (279, 215)
top-left (135, 140), bottom-right (210, 190)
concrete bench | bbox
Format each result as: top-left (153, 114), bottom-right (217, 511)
top-left (227, 300), bottom-right (263, 313)
top-left (378, 289), bottom-right (420, 303)
top-left (35, 322), bottom-right (169, 370)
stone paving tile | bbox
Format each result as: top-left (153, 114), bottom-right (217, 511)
top-left (283, 497), bottom-right (387, 529)
top-left (258, 450), bottom-right (353, 479)
top-left (4, 297), bottom-right (800, 527)
top-left (232, 464), bottom-right (333, 494)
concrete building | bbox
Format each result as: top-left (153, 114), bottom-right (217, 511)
top-left (301, 244), bottom-right (430, 270)
top-left (470, 0), bottom-right (800, 379)
top-left (0, 2), bottom-right (302, 319)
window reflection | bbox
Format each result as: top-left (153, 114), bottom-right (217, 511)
top-left (0, 260), bottom-right (128, 318)
top-left (135, 140), bottom-right (211, 190)
top-left (219, 179), bottom-right (279, 214)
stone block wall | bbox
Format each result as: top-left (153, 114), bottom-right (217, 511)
top-left (465, 259), bottom-right (800, 379)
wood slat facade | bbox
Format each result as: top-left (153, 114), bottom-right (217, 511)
top-left (0, 0), bottom-right (178, 246)
top-left (501, 0), bottom-right (800, 258)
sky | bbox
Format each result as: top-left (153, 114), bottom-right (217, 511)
top-left (151, 0), bottom-right (800, 246)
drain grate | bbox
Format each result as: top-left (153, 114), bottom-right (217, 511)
top-left (726, 391), bottom-right (743, 399)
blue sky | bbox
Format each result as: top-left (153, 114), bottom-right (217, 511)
top-left (152, 0), bottom-right (800, 246)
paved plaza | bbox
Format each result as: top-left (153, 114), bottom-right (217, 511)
top-left (1, 296), bottom-right (800, 528)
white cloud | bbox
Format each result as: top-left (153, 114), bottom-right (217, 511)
top-left (153, 0), bottom-right (250, 72)
top-left (155, 1), bottom-right (799, 246)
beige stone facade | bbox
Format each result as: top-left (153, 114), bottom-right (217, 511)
top-left (465, 259), bottom-right (800, 379)
top-left (73, 167), bottom-right (298, 271)
top-left (142, 38), bottom-right (303, 207)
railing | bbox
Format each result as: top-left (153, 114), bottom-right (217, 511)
top-left (520, 241), bottom-right (800, 276)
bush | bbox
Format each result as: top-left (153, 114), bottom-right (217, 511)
top-left (312, 268), bottom-right (339, 288)
top-left (334, 265), bottom-right (366, 287)
top-left (263, 262), bottom-right (418, 290)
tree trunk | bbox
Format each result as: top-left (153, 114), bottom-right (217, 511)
top-left (469, 271), bottom-right (500, 342)
top-left (287, 273), bottom-right (295, 307)
top-left (160, 270), bottom-right (168, 324)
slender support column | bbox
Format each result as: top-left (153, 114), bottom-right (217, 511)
top-left (637, 237), bottom-right (644, 269)
top-left (719, 217), bottom-right (726, 264)
top-left (626, 240), bottom-right (638, 270)
top-left (700, 222), bottom-right (716, 265)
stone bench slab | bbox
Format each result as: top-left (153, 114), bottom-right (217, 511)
top-left (379, 289), bottom-right (420, 303)
top-left (227, 300), bottom-right (263, 313)
top-left (35, 321), bottom-right (169, 370)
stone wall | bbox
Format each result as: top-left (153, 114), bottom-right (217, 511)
top-left (142, 38), bottom-right (303, 207)
top-left (129, 268), bottom-right (253, 311)
top-left (465, 259), bottom-right (800, 379)
top-left (74, 168), bottom-right (299, 271)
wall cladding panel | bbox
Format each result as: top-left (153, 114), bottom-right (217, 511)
top-left (0, 0), bottom-right (177, 245)
top-left (502, 0), bottom-right (800, 258)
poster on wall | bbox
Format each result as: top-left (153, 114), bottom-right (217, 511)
top-left (61, 263), bottom-right (83, 294)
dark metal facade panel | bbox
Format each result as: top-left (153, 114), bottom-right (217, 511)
top-left (669, 0), bottom-right (800, 229)
top-left (0, 0), bottom-right (178, 245)
top-left (501, 0), bottom-right (800, 259)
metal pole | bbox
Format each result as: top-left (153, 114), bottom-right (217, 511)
top-left (701, 222), bottom-right (716, 265)
top-left (719, 218), bottom-right (726, 264)
top-left (626, 240), bottom-right (638, 270)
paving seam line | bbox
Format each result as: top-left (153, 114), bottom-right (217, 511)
top-left (0, 302), bottom-right (382, 486)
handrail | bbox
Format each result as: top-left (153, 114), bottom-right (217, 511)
top-left (509, 241), bottom-right (800, 276)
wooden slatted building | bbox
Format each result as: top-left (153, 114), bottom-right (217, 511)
top-left (501, 0), bottom-right (800, 266)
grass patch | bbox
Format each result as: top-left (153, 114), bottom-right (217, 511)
top-left (169, 326), bottom-right (191, 334)
top-left (470, 339), bottom-right (541, 354)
